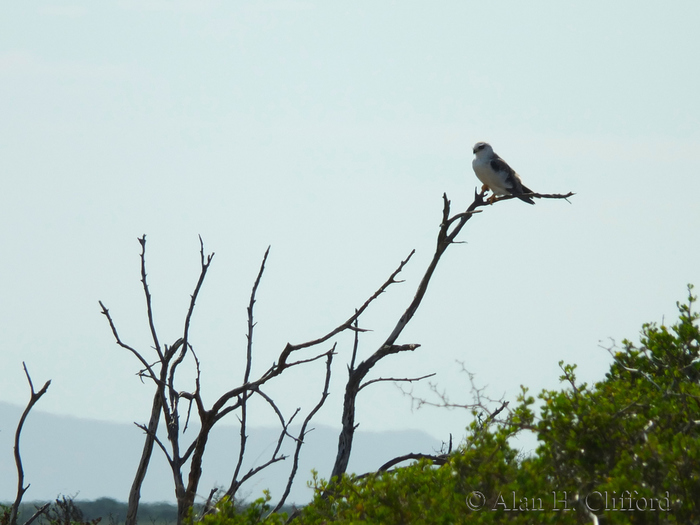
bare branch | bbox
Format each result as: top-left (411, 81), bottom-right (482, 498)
top-left (487, 401), bottom-right (509, 424)
top-left (246, 246), bottom-right (269, 384)
top-left (347, 324), bottom-right (371, 333)
top-left (359, 373), bottom-right (436, 392)
top-left (377, 452), bottom-right (448, 472)
top-left (202, 488), bottom-right (219, 518)
top-left (349, 311), bottom-right (360, 372)
top-left (138, 235), bottom-right (163, 361)
top-left (99, 301), bottom-right (159, 383)
top-left (226, 389), bottom-right (297, 497)
top-left (224, 385), bottom-right (290, 497)
top-left (398, 361), bottom-right (514, 438)
top-left (135, 422), bottom-right (174, 467)
top-left (124, 347), bottom-right (175, 525)
top-left (10, 364), bottom-right (51, 525)
top-left (444, 208), bottom-right (483, 228)
top-left (182, 347), bottom-right (202, 432)
top-left (170, 238), bottom-right (214, 414)
top-left (212, 349), bottom-right (334, 418)
top-left (231, 247), bottom-right (270, 489)
top-left (273, 348), bottom-right (335, 513)
top-left (385, 190), bottom-right (577, 387)
top-left (331, 342), bottom-right (421, 480)
top-left (168, 342), bottom-right (189, 411)
top-left (235, 453), bottom-right (288, 494)
top-left (490, 190), bottom-right (575, 204)
top-left (350, 453), bottom-right (449, 483)
top-left (210, 397), bottom-right (244, 422)
top-left (183, 236), bottom-right (215, 349)
top-left (23, 502), bottom-right (50, 525)
top-left (276, 249), bottom-right (416, 367)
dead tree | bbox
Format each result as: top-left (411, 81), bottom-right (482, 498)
top-left (100, 188), bottom-right (572, 524)
top-left (9, 363), bottom-right (51, 525)
top-left (329, 188), bottom-right (574, 481)
top-left (100, 239), bottom-right (312, 524)
top-left (100, 236), bottom-right (414, 525)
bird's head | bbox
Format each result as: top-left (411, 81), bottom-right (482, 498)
top-left (472, 142), bottom-right (493, 157)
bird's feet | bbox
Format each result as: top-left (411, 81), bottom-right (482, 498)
top-left (476, 185), bottom-right (492, 204)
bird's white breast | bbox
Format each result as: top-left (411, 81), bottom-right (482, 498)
top-left (472, 157), bottom-right (509, 195)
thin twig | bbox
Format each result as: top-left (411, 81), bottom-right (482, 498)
top-left (359, 373), bottom-right (435, 392)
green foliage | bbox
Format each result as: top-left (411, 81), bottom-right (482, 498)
top-left (534, 285), bottom-right (700, 523)
top-left (295, 417), bottom-right (563, 524)
top-left (196, 287), bottom-right (700, 524)
top-left (194, 494), bottom-right (285, 525)
top-left (300, 460), bottom-right (464, 524)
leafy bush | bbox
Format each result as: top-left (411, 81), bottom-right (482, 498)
top-left (200, 287), bottom-right (700, 524)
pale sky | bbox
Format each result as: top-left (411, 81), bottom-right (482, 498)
top-left (2, 0), bottom-right (700, 465)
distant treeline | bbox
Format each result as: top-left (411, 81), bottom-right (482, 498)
top-left (5, 497), bottom-right (296, 525)
top-left (6, 498), bottom-right (179, 525)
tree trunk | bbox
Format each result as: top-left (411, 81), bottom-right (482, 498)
top-left (125, 391), bottom-right (163, 525)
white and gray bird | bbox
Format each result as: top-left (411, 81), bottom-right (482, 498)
top-left (472, 142), bottom-right (535, 205)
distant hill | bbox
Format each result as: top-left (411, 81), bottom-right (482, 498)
top-left (0, 402), bottom-right (442, 505)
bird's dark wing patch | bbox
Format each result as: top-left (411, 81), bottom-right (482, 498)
top-left (490, 154), bottom-right (535, 204)
top-left (491, 156), bottom-right (519, 192)
top-left (489, 157), bottom-right (515, 178)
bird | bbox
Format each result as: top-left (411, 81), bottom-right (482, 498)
top-left (472, 142), bottom-right (535, 204)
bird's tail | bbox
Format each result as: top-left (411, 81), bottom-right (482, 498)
top-left (520, 185), bottom-right (536, 205)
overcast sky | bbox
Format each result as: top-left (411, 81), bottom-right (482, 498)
top-left (2, 0), bottom-right (700, 465)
